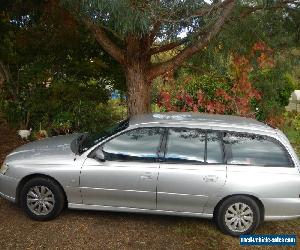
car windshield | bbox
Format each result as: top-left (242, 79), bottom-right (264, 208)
top-left (76, 119), bottom-right (129, 154)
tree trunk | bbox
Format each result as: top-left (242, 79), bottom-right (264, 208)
top-left (0, 61), bottom-right (10, 87)
top-left (125, 63), bottom-right (151, 116)
top-left (125, 35), bottom-right (152, 116)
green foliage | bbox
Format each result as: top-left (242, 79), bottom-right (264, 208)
top-left (153, 70), bottom-right (230, 100)
top-left (0, 77), bottom-right (127, 134)
top-left (2, 0), bottom-right (300, 133)
top-left (181, 72), bottom-right (231, 100)
top-left (0, 0), bottom-right (126, 134)
top-left (291, 114), bottom-right (300, 131)
top-left (182, 7), bottom-right (300, 122)
top-left (51, 112), bottom-right (74, 134)
top-left (154, 54), bottom-right (262, 116)
top-left (63, 0), bottom-right (207, 39)
top-left (74, 99), bottom-right (127, 133)
top-left (81, 0), bottom-right (153, 36)
top-left (251, 68), bottom-right (295, 121)
top-left (283, 112), bottom-right (300, 155)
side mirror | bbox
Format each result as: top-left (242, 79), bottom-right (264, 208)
top-left (94, 148), bottom-right (105, 162)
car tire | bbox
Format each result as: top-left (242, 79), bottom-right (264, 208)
top-left (20, 177), bottom-right (65, 221)
top-left (216, 195), bottom-right (260, 237)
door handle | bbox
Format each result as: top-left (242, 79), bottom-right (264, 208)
top-left (140, 173), bottom-right (153, 180)
top-left (203, 175), bottom-right (218, 182)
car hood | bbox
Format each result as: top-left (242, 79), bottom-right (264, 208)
top-left (5, 133), bottom-right (82, 164)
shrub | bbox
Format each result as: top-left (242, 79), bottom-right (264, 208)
top-left (51, 112), bottom-right (74, 135)
top-left (155, 54), bottom-right (261, 117)
top-left (73, 99), bottom-right (127, 133)
top-left (0, 75), bottom-right (127, 135)
top-left (283, 112), bottom-right (300, 155)
top-left (291, 114), bottom-right (300, 131)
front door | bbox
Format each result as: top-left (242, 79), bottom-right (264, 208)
top-left (157, 128), bottom-right (227, 213)
top-left (80, 127), bottom-right (164, 210)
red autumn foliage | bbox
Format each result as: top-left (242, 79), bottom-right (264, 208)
top-left (266, 116), bottom-right (285, 129)
top-left (252, 41), bottom-right (275, 69)
top-left (157, 42), bottom-right (275, 118)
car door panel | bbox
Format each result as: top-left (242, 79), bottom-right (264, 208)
top-left (81, 158), bottom-right (158, 209)
top-left (157, 164), bottom-right (226, 213)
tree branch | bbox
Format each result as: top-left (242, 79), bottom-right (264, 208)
top-left (147, 0), bottom-right (235, 81)
top-left (82, 18), bottom-right (126, 64)
top-left (192, 0), bottom-right (234, 18)
top-left (149, 21), bottom-right (161, 44)
top-left (157, 0), bottom-right (234, 24)
top-left (239, 0), bottom-right (298, 18)
top-left (149, 39), bottom-right (188, 55)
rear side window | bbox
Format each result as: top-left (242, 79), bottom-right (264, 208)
top-left (165, 128), bottom-right (206, 163)
top-left (223, 132), bottom-right (292, 167)
top-left (207, 132), bottom-right (223, 163)
top-left (165, 128), bottom-right (223, 164)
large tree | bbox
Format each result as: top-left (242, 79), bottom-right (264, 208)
top-left (65, 0), bottom-right (299, 115)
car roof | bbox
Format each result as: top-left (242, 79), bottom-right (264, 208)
top-left (129, 112), bottom-right (275, 133)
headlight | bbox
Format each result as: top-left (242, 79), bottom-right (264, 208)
top-left (0, 164), bottom-right (9, 175)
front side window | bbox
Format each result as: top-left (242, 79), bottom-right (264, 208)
top-left (223, 132), bottom-right (292, 167)
top-left (102, 127), bottom-right (164, 161)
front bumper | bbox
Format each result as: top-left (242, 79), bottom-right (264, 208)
top-left (0, 174), bottom-right (18, 203)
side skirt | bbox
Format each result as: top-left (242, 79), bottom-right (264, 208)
top-left (68, 203), bottom-right (213, 219)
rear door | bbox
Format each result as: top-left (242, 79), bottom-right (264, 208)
top-left (157, 128), bottom-right (227, 213)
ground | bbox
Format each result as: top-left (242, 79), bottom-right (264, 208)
top-left (0, 116), bottom-right (300, 250)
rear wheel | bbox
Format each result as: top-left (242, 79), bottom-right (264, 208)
top-left (216, 195), bottom-right (260, 236)
top-left (20, 177), bottom-right (65, 221)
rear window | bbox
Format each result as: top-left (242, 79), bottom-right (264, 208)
top-left (165, 128), bottom-right (206, 163)
top-left (223, 132), bottom-right (293, 167)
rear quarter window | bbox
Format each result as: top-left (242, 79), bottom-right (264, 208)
top-left (223, 132), bottom-right (293, 167)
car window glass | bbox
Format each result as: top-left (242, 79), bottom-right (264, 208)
top-left (166, 128), bottom-right (205, 163)
top-left (207, 132), bottom-right (223, 163)
top-left (102, 127), bottom-right (163, 161)
top-left (223, 132), bottom-right (292, 167)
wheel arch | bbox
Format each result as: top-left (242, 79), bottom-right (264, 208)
top-left (16, 173), bottom-right (68, 206)
top-left (213, 194), bottom-right (265, 222)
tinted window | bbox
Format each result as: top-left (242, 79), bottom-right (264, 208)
top-left (166, 128), bottom-right (206, 163)
top-left (102, 127), bottom-right (163, 161)
top-left (223, 132), bottom-right (292, 167)
top-left (207, 132), bottom-right (223, 163)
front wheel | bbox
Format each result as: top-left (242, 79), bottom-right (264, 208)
top-left (20, 177), bottom-right (65, 221)
top-left (216, 195), bottom-right (261, 237)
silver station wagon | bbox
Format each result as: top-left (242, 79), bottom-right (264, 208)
top-left (1, 112), bottom-right (300, 236)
